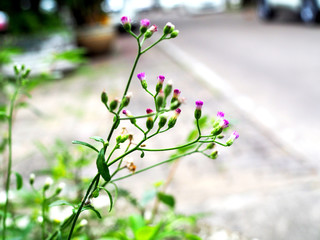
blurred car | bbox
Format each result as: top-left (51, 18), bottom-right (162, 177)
top-left (183, 0), bottom-right (243, 14)
top-left (257, 0), bottom-right (320, 24)
top-left (0, 11), bottom-right (9, 32)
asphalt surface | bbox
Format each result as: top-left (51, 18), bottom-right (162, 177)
top-left (142, 9), bottom-right (320, 164)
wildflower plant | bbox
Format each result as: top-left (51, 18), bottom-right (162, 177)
top-left (61, 16), bottom-right (239, 239)
top-left (1, 16), bottom-right (239, 239)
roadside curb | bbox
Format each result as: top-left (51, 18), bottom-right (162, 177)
top-left (158, 40), bottom-right (311, 165)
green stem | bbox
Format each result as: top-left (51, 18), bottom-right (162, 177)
top-left (67, 174), bottom-right (100, 240)
top-left (138, 137), bottom-right (200, 152)
top-left (42, 190), bottom-right (46, 240)
top-left (141, 35), bottom-right (166, 54)
top-left (2, 86), bottom-right (19, 240)
top-left (112, 150), bottom-right (197, 182)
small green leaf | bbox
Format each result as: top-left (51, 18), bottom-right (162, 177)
top-left (72, 140), bottom-right (99, 153)
top-left (49, 200), bottom-right (74, 207)
top-left (90, 136), bottom-right (105, 143)
top-left (14, 172), bottom-right (23, 190)
top-left (157, 192), bottom-right (175, 208)
top-left (184, 233), bottom-right (202, 240)
top-left (135, 226), bottom-right (159, 240)
top-left (129, 215), bottom-right (145, 234)
top-left (96, 149), bottom-right (111, 182)
top-left (100, 187), bottom-right (114, 212)
top-left (82, 205), bottom-right (102, 219)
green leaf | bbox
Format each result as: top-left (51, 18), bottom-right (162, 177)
top-left (135, 226), bottom-right (159, 240)
top-left (157, 192), bottom-right (175, 208)
top-left (14, 172), bottom-right (23, 190)
top-left (90, 136), bottom-right (105, 144)
top-left (100, 187), bottom-right (114, 212)
top-left (82, 205), bottom-right (102, 219)
top-left (129, 215), bottom-right (145, 234)
top-left (72, 140), bottom-right (99, 153)
top-left (49, 200), bottom-right (74, 207)
top-left (184, 233), bottom-right (202, 240)
top-left (96, 149), bottom-right (111, 182)
top-left (0, 111), bottom-right (8, 119)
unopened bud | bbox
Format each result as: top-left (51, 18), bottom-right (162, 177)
top-left (164, 80), bottom-right (173, 98)
top-left (91, 189), bottom-right (99, 198)
top-left (226, 131), bottom-right (239, 146)
top-left (163, 22), bottom-right (175, 35)
top-left (121, 92), bottom-right (132, 108)
top-left (145, 25), bottom-right (158, 38)
top-left (158, 115), bottom-right (167, 129)
top-left (146, 108), bottom-right (154, 130)
top-left (156, 91), bottom-right (164, 109)
top-left (43, 177), bottom-right (53, 191)
top-left (109, 99), bottom-right (119, 111)
top-left (210, 151), bottom-right (218, 159)
top-left (29, 173), bottom-right (35, 186)
top-left (194, 100), bottom-right (203, 120)
top-left (206, 143), bottom-right (215, 150)
top-left (170, 30), bottom-right (179, 38)
top-left (55, 182), bottom-right (65, 195)
top-left (101, 91), bottom-right (108, 105)
top-left (140, 18), bottom-right (150, 33)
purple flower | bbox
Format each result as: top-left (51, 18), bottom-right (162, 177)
top-left (140, 18), bottom-right (150, 27)
top-left (217, 111), bottom-right (224, 118)
top-left (173, 89), bottom-right (181, 98)
top-left (195, 100), bottom-right (204, 110)
top-left (137, 72), bottom-right (146, 81)
top-left (220, 119), bottom-right (229, 129)
top-left (157, 75), bottom-right (165, 83)
top-left (122, 109), bottom-right (128, 115)
top-left (146, 108), bottom-right (153, 114)
top-left (232, 131), bottom-right (239, 139)
top-left (226, 131), bottom-right (239, 146)
top-left (121, 16), bottom-right (131, 25)
top-left (175, 108), bottom-right (181, 115)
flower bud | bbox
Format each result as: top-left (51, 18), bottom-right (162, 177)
top-left (91, 188), bottom-right (99, 198)
top-left (155, 75), bottom-right (165, 93)
top-left (140, 18), bottom-right (150, 33)
top-left (109, 99), bottom-right (119, 111)
top-left (171, 89), bottom-right (181, 103)
top-left (210, 151), bottom-right (218, 159)
top-left (137, 72), bottom-right (148, 89)
top-left (55, 182), bottom-right (65, 195)
top-left (43, 177), bottom-right (53, 191)
top-left (121, 16), bottom-right (131, 32)
top-left (226, 131), bottom-right (239, 146)
top-left (206, 143), bottom-right (215, 150)
top-left (168, 108), bottom-right (181, 128)
top-left (144, 25), bottom-right (158, 38)
top-left (170, 30), bottom-right (179, 38)
top-left (163, 22), bottom-right (175, 35)
top-left (122, 109), bottom-right (136, 124)
top-left (101, 91), bottom-right (108, 105)
top-left (116, 134), bottom-right (129, 144)
top-left (164, 80), bottom-right (173, 99)
top-left (156, 90), bottom-right (164, 109)
top-left (158, 114), bottom-right (167, 129)
top-left (146, 108), bottom-right (154, 130)
top-left (121, 92), bottom-right (132, 108)
top-left (29, 173), bottom-right (35, 186)
top-left (194, 100), bottom-right (203, 120)
top-left (212, 119), bottom-right (229, 136)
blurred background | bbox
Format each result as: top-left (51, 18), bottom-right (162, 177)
top-left (1, 0), bottom-right (320, 239)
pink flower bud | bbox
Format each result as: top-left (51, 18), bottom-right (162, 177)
top-left (220, 119), bottom-right (229, 129)
top-left (146, 108), bottom-right (153, 114)
top-left (157, 75), bottom-right (165, 84)
top-left (226, 131), bottom-right (239, 146)
top-left (173, 89), bottom-right (181, 98)
top-left (140, 18), bottom-right (150, 27)
top-left (137, 72), bottom-right (146, 81)
top-left (149, 25), bottom-right (158, 33)
top-left (195, 100), bottom-right (203, 110)
top-left (121, 16), bottom-right (131, 25)
top-left (217, 111), bottom-right (225, 118)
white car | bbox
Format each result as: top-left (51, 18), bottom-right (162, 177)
top-left (257, 0), bottom-right (320, 23)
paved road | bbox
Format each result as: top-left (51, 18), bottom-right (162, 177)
top-left (144, 9), bottom-right (320, 163)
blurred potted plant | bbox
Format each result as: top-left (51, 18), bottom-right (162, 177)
top-left (67, 0), bottom-right (115, 54)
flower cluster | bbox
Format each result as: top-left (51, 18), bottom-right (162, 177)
top-left (120, 16), bottom-right (179, 40)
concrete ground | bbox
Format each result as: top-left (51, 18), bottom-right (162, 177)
top-left (8, 28), bottom-right (320, 240)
